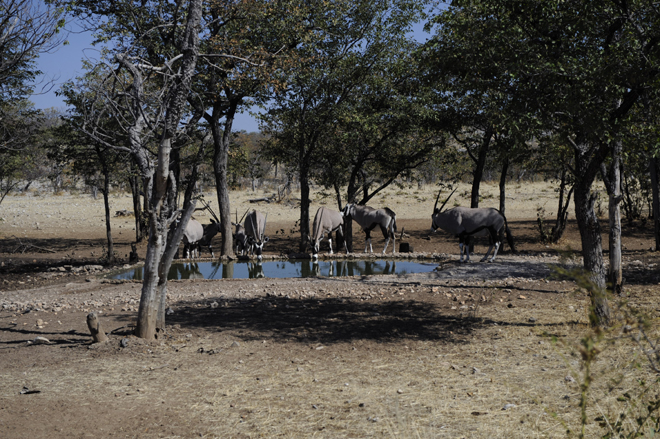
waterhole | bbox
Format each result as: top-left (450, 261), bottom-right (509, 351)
top-left (107, 259), bottom-right (439, 281)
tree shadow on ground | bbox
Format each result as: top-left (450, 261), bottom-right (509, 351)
top-left (165, 295), bottom-right (481, 345)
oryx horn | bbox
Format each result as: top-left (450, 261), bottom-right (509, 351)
top-left (238, 208), bottom-right (249, 224)
top-left (262, 213), bottom-right (268, 242)
top-left (435, 187), bottom-right (457, 212)
top-left (200, 199), bottom-right (220, 223)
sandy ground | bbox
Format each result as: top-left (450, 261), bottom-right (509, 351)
top-left (1, 182), bottom-right (660, 438)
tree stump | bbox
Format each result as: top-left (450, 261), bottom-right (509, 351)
top-left (86, 312), bottom-right (109, 343)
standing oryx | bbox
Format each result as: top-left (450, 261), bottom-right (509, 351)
top-left (244, 210), bottom-right (269, 261)
top-left (181, 199), bottom-right (222, 259)
top-left (342, 204), bottom-right (397, 254)
top-left (182, 218), bottom-right (221, 259)
top-left (309, 207), bottom-right (348, 259)
top-left (430, 189), bottom-right (514, 263)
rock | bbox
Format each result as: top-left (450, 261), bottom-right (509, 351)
top-left (564, 375), bottom-right (576, 383)
top-left (528, 317), bottom-right (537, 323)
top-left (120, 338), bottom-right (129, 348)
top-left (29, 336), bottom-right (51, 345)
top-left (210, 301), bottom-right (219, 309)
top-left (502, 404), bottom-right (517, 410)
top-left (166, 307), bottom-right (175, 315)
top-left (231, 341), bottom-right (240, 347)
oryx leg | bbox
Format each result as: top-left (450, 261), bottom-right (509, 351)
top-left (380, 224), bottom-right (393, 254)
top-left (364, 229), bottom-right (373, 253)
top-left (459, 234), bottom-right (471, 263)
top-left (338, 225), bottom-right (349, 254)
top-left (480, 227), bottom-right (500, 263)
top-left (328, 236), bottom-right (334, 254)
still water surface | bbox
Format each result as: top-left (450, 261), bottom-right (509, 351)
top-left (108, 259), bottom-right (439, 281)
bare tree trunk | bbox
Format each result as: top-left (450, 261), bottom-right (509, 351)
top-left (650, 156), bottom-right (660, 251)
top-left (135, 0), bottom-right (202, 340)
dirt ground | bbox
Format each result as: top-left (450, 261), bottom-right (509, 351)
top-left (1, 182), bottom-right (660, 438)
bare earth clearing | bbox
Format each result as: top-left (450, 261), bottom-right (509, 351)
top-left (1, 182), bottom-right (660, 438)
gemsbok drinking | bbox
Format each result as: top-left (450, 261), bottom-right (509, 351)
top-left (309, 207), bottom-right (348, 259)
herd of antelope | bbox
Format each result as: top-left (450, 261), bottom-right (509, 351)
top-left (182, 189), bottom-right (514, 263)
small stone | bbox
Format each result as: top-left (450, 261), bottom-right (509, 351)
top-left (120, 338), bottom-right (129, 348)
top-left (29, 336), bottom-right (50, 345)
top-left (564, 375), bottom-right (576, 383)
top-left (397, 389), bottom-right (403, 394)
top-left (210, 302), bottom-right (219, 309)
top-left (529, 317), bottom-right (537, 323)
top-left (166, 307), bottom-right (174, 315)
top-left (231, 341), bottom-right (240, 347)
top-left (502, 404), bottom-right (517, 410)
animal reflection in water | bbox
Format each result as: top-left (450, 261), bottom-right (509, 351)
top-left (170, 262), bottom-right (205, 280)
top-left (310, 260), bottom-right (398, 277)
top-left (247, 261), bottom-right (266, 278)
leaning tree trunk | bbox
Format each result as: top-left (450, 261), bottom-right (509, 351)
top-left (650, 156), bottom-right (660, 252)
top-left (573, 175), bottom-right (610, 326)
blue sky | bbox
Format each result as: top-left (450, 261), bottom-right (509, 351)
top-left (31, 19), bottom-right (432, 133)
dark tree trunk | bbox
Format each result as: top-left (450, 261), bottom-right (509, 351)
top-left (209, 100), bottom-right (238, 257)
top-left (470, 127), bottom-right (493, 208)
top-left (551, 169), bottom-right (573, 243)
top-left (101, 161), bottom-right (114, 264)
top-left (499, 157), bottom-right (509, 216)
top-left (650, 156), bottom-right (660, 251)
top-left (299, 165), bottom-right (311, 252)
top-left (128, 172), bottom-right (144, 242)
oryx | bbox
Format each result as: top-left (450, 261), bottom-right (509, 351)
top-left (244, 210), bottom-right (269, 261)
top-left (342, 204), bottom-right (397, 254)
top-left (430, 189), bottom-right (513, 263)
top-left (181, 199), bottom-right (222, 259)
top-left (309, 207), bottom-right (348, 259)
top-left (232, 209), bottom-right (250, 256)
top-left (182, 218), bottom-right (221, 259)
